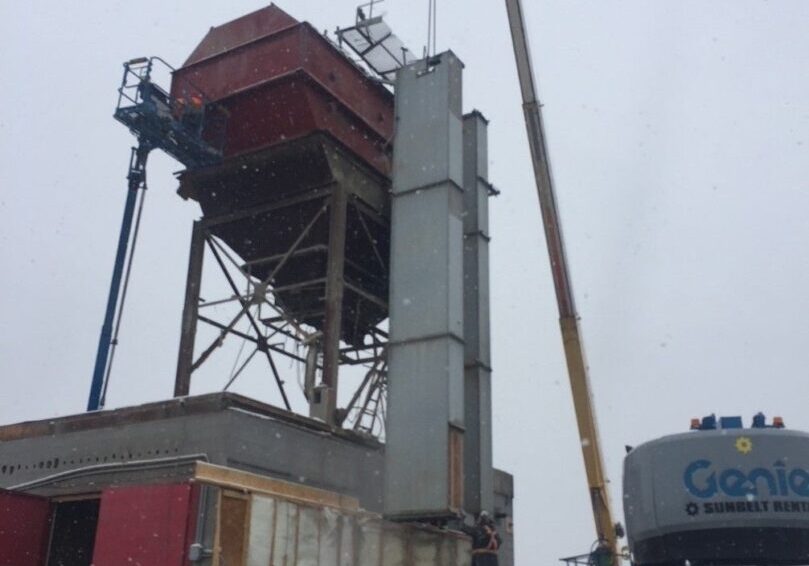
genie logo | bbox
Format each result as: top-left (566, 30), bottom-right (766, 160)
top-left (684, 459), bottom-right (809, 499)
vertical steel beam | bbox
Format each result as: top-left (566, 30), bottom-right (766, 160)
top-left (462, 111), bottom-right (494, 516)
top-left (385, 52), bottom-right (466, 520)
top-left (320, 185), bottom-right (348, 423)
top-left (174, 220), bottom-right (205, 397)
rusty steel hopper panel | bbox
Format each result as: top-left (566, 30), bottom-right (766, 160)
top-left (171, 5), bottom-right (393, 175)
top-left (171, 6), bottom-right (393, 346)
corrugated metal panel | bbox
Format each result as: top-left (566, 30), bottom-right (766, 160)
top-left (0, 490), bottom-right (50, 566)
top-left (237, 491), bottom-right (471, 566)
top-left (92, 483), bottom-right (197, 566)
top-left (386, 51), bottom-right (467, 515)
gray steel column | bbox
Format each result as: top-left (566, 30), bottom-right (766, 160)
top-left (175, 220), bottom-right (205, 397)
top-left (385, 52), bottom-right (466, 520)
top-left (462, 111), bottom-right (494, 516)
top-left (320, 186), bottom-right (348, 424)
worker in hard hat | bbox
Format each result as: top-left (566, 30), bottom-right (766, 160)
top-left (460, 511), bottom-right (502, 566)
top-left (175, 92), bottom-right (205, 136)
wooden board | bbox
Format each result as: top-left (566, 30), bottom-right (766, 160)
top-left (193, 461), bottom-right (359, 512)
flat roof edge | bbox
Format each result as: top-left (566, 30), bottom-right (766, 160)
top-left (0, 393), bottom-right (380, 448)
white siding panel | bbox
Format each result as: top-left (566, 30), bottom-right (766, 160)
top-left (239, 492), bottom-right (471, 566)
top-left (337, 514), bottom-right (355, 566)
top-left (412, 530), bottom-right (441, 566)
top-left (297, 506), bottom-right (321, 566)
top-left (272, 500), bottom-right (298, 566)
top-left (247, 495), bottom-right (275, 566)
top-left (318, 508), bottom-right (340, 566)
top-left (381, 526), bottom-right (407, 566)
top-left (357, 515), bottom-right (382, 565)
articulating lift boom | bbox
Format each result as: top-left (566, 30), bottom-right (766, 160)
top-left (87, 57), bottom-right (224, 411)
top-left (504, 0), bottom-right (620, 561)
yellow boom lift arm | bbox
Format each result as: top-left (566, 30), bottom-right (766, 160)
top-left (504, 0), bottom-right (619, 559)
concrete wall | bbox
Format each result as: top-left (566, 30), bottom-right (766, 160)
top-left (0, 395), bottom-right (383, 511)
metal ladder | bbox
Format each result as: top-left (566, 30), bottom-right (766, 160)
top-left (353, 364), bottom-right (387, 436)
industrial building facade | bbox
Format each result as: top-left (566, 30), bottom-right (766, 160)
top-left (1, 4), bottom-right (515, 565)
top-left (0, 394), bottom-right (513, 565)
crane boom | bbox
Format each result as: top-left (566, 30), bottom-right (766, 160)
top-left (504, 0), bottom-right (618, 558)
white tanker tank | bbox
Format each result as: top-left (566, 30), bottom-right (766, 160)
top-left (623, 413), bottom-right (809, 565)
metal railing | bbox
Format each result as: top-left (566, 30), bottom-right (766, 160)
top-left (114, 56), bottom-right (226, 168)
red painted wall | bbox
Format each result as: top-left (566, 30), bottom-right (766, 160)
top-left (0, 490), bottom-right (51, 566)
top-left (92, 483), bottom-right (198, 566)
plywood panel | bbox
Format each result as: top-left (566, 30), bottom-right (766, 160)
top-left (195, 462), bottom-right (358, 511)
top-left (216, 491), bottom-right (250, 566)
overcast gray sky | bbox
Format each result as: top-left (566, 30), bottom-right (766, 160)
top-left (2, 1), bottom-right (808, 563)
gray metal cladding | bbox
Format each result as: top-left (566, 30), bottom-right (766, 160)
top-left (385, 51), bottom-right (467, 519)
top-left (391, 52), bottom-right (464, 194)
top-left (462, 111), bottom-right (494, 517)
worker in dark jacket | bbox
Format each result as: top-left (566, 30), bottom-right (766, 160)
top-left (461, 510), bottom-right (502, 566)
